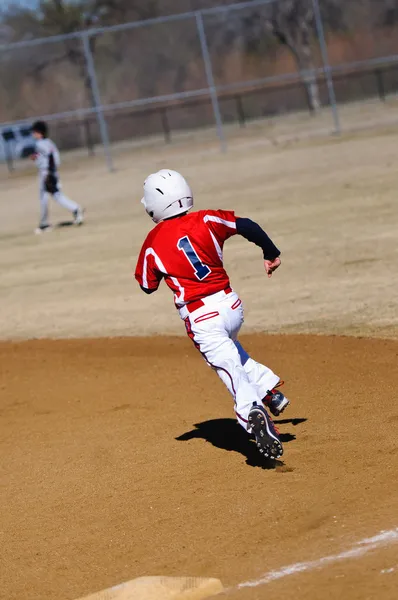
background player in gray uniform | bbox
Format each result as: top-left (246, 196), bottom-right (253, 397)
top-left (31, 121), bottom-right (84, 234)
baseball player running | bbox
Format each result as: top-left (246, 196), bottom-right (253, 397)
top-left (31, 120), bottom-right (84, 234)
top-left (135, 170), bottom-right (290, 460)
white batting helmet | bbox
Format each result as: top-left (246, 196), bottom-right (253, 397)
top-left (141, 169), bottom-right (193, 223)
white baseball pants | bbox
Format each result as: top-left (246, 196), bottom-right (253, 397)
top-left (39, 179), bottom-right (80, 227)
top-left (180, 289), bottom-right (280, 430)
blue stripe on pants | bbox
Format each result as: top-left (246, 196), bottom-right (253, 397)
top-left (234, 341), bottom-right (250, 366)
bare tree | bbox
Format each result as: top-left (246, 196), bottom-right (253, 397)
top-left (262, 0), bottom-right (393, 110)
top-left (205, 0), bottom-right (356, 113)
top-left (266, 1), bottom-right (323, 112)
top-left (231, 0), bottom-right (341, 113)
top-left (378, 0), bottom-right (398, 26)
top-left (1, 0), bottom-right (161, 110)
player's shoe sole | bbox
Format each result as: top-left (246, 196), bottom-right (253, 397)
top-left (248, 402), bottom-right (283, 460)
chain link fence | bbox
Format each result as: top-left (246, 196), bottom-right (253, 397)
top-left (1, 0), bottom-right (398, 171)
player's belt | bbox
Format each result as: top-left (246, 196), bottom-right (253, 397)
top-left (185, 286), bottom-right (232, 314)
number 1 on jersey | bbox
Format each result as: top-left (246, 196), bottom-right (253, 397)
top-left (177, 236), bottom-right (211, 280)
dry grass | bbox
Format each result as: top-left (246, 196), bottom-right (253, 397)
top-left (1, 101), bottom-right (398, 340)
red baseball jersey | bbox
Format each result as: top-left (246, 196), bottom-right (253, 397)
top-left (135, 209), bottom-right (237, 307)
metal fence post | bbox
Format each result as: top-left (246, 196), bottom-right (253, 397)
top-left (160, 108), bottom-right (172, 144)
top-left (81, 33), bottom-right (115, 172)
top-left (1, 131), bottom-right (15, 173)
top-left (235, 95), bottom-right (246, 127)
top-left (195, 11), bottom-right (226, 152)
top-left (375, 69), bottom-right (386, 102)
top-left (312, 0), bottom-right (341, 135)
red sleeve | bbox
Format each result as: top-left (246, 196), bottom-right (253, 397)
top-left (203, 209), bottom-right (237, 245)
top-left (134, 239), bottom-right (162, 291)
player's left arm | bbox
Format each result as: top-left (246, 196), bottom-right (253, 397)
top-left (134, 240), bottom-right (163, 294)
top-left (236, 217), bottom-right (281, 278)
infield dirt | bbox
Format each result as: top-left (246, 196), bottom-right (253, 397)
top-left (1, 335), bottom-right (398, 600)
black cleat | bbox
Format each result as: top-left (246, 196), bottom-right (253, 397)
top-left (248, 402), bottom-right (283, 459)
top-left (73, 208), bottom-right (85, 225)
top-left (34, 224), bottom-right (52, 235)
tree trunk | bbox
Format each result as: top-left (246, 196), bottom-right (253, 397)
top-left (296, 22), bottom-right (321, 114)
top-left (298, 53), bottom-right (321, 113)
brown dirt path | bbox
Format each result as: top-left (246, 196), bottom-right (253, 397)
top-left (1, 334), bottom-right (397, 600)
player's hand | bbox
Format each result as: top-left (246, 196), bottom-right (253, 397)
top-left (264, 257), bottom-right (281, 278)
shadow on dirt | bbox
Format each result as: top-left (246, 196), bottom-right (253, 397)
top-left (274, 418), bottom-right (308, 427)
top-left (176, 417), bottom-right (307, 470)
top-left (56, 220), bottom-right (75, 228)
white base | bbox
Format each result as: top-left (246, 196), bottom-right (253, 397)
top-left (74, 576), bottom-right (223, 600)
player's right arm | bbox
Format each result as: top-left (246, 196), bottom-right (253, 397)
top-left (134, 236), bottom-right (163, 294)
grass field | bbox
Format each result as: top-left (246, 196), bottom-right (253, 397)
top-left (1, 113), bottom-right (398, 600)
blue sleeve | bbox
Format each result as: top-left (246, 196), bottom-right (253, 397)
top-left (236, 217), bottom-right (280, 260)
